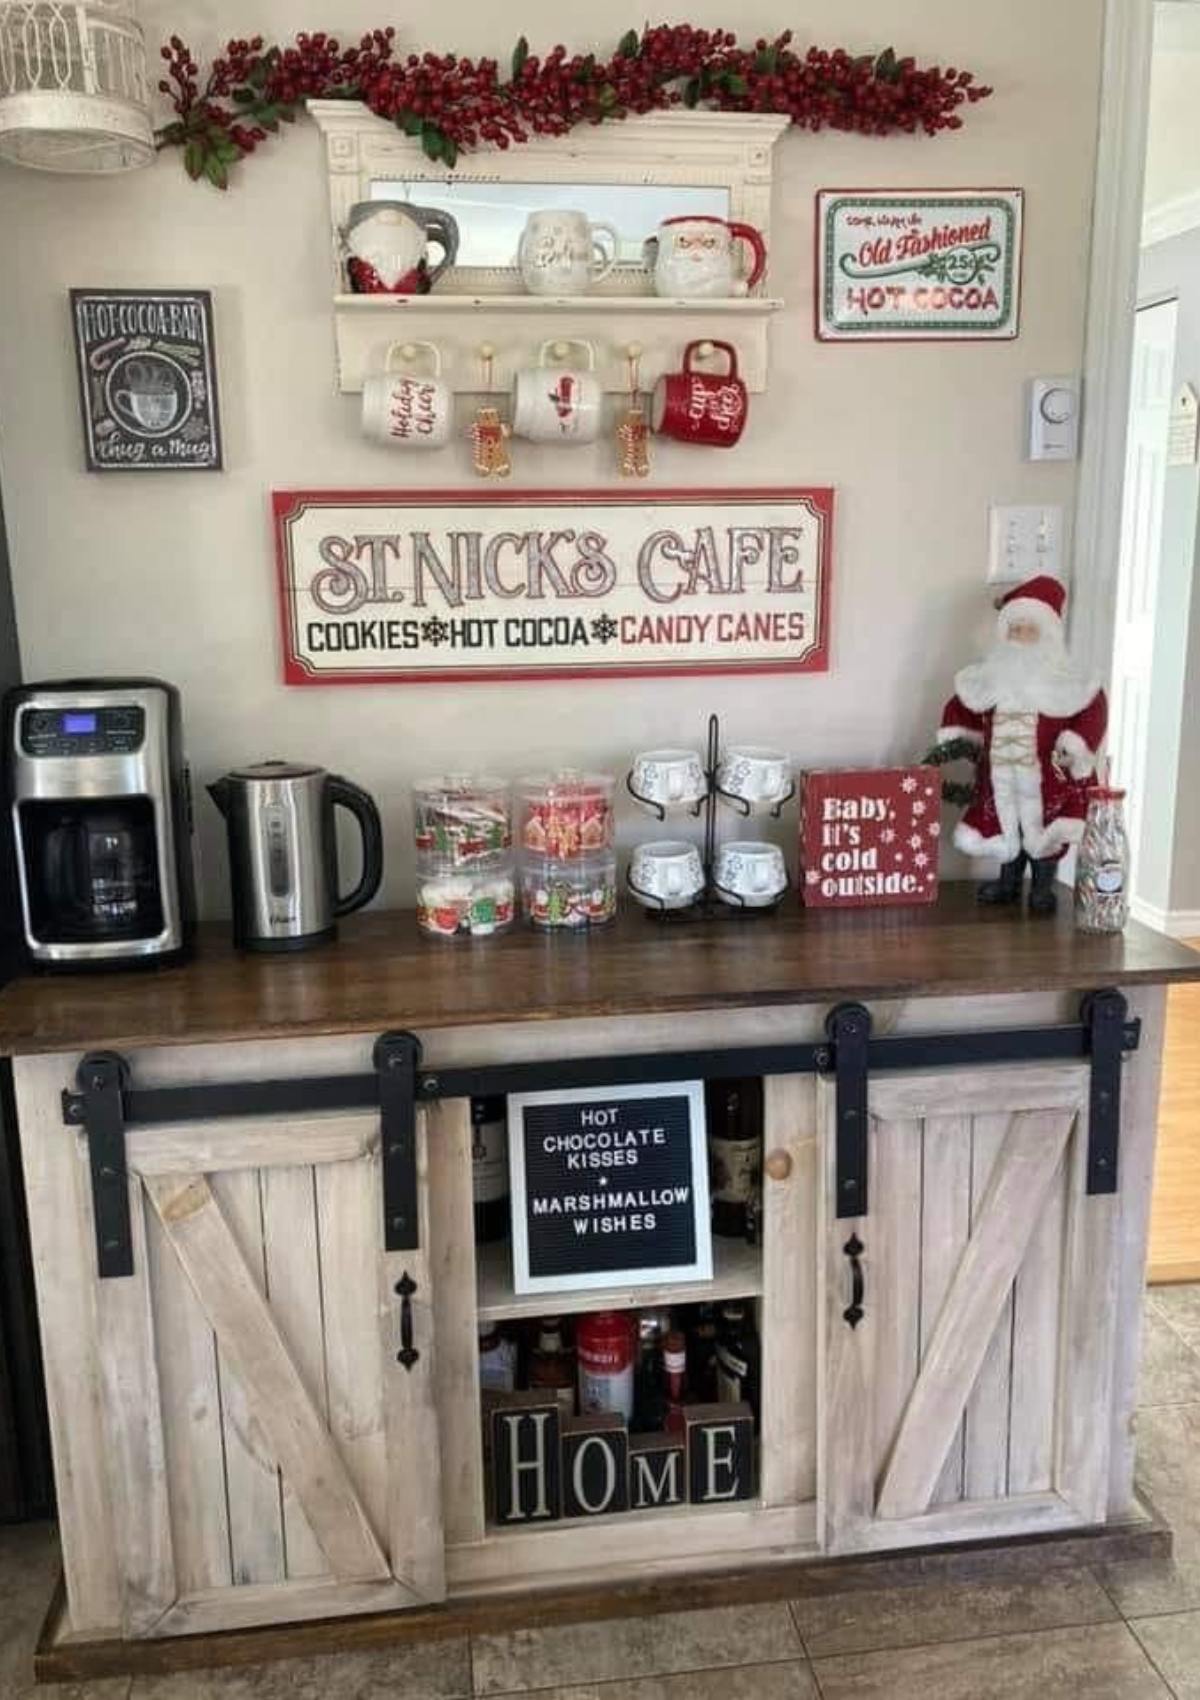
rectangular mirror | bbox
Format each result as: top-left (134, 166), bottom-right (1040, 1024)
top-left (368, 179), bottom-right (730, 268)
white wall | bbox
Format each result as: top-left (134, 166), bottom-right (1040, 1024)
top-left (0, 0), bottom-right (1103, 915)
top-left (1144, 1), bottom-right (1200, 234)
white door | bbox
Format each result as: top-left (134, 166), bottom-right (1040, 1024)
top-left (1111, 298), bottom-right (1178, 883)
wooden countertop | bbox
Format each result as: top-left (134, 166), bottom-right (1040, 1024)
top-left (0, 885), bottom-right (1196, 1057)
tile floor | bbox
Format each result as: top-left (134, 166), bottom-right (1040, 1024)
top-left (8, 1289), bottom-right (1200, 1697)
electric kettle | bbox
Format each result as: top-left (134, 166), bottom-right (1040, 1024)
top-left (208, 761), bottom-right (383, 951)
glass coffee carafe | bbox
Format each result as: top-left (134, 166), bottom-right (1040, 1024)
top-left (22, 798), bottom-right (164, 943)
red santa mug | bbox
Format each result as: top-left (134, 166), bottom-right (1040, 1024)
top-left (650, 341), bottom-right (748, 447)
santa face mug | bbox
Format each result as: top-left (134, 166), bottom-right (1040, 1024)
top-left (511, 340), bottom-right (602, 443)
top-left (714, 841), bottom-right (788, 907)
top-left (628, 840), bottom-right (705, 910)
top-left (630, 748), bottom-right (708, 812)
top-left (361, 342), bottom-right (452, 448)
top-left (716, 746), bottom-right (792, 811)
top-left (518, 210), bottom-right (620, 295)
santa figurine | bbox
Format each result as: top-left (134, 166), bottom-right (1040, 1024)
top-left (937, 575), bottom-right (1107, 915)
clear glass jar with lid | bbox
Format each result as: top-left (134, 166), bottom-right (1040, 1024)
top-left (412, 774), bottom-right (511, 872)
top-left (1074, 782), bottom-right (1130, 934)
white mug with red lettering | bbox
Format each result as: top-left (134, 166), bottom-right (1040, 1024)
top-left (511, 339), bottom-right (602, 444)
top-left (361, 341), bottom-right (452, 448)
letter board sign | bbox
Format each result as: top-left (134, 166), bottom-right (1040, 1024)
top-left (273, 487), bottom-right (833, 684)
top-left (508, 1082), bottom-right (711, 1295)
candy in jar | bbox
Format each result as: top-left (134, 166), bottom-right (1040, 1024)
top-left (1074, 783), bottom-right (1130, 934)
top-left (521, 854), bottom-right (617, 930)
top-left (413, 775), bottom-right (511, 869)
top-left (518, 772), bottom-right (614, 860)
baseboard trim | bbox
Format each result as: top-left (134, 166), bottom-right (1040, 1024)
top-left (1129, 898), bottom-right (1200, 941)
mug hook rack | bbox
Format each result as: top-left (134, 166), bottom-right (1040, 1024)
top-left (625, 712), bottom-right (792, 921)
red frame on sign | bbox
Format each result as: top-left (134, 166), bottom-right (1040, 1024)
top-left (273, 486), bottom-right (834, 687)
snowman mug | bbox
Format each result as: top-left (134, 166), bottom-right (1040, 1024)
top-left (361, 342), bottom-right (453, 448)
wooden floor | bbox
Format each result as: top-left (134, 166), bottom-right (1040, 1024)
top-left (1149, 939), bottom-right (1200, 1284)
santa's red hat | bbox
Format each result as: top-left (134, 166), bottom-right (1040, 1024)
top-left (995, 574), bottom-right (1066, 635)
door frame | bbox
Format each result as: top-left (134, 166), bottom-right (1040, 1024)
top-left (1073, 0), bottom-right (1200, 691)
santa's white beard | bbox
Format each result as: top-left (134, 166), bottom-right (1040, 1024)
top-left (954, 627), bottom-right (1096, 717)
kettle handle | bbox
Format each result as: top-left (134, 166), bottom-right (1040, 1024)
top-left (328, 776), bottom-right (384, 917)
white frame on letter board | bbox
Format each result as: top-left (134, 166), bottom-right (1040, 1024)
top-left (507, 1080), bottom-right (711, 1296)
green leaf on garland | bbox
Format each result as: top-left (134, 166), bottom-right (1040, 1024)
top-left (875, 46), bottom-right (900, 82)
top-left (421, 121), bottom-right (445, 161)
top-left (617, 28), bottom-right (639, 58)
top-left (441, 135), bottom-right (458, 167)
top-left (577, 52), bottom-right (595, 79)
top-left (400, 109), bottom-right (424, 136)
top-left (682, 75), bottom-right (700, 106)
top-left (203, 152), bottom-right (229, 189)
top-left (246, 56), bottom-right (271, 90)
top-left (232, 86), bottom-right (256, 105)
top-left (754, 46), bottom-right (777, 73)
top-left (511, 34), bottom-right (529, 79)
top-left (183, 139), bottom-right (205, 180)
top-left (596, 82), bottom-right (617, 110)
top-left (722, 72), bottom-right (748, 95)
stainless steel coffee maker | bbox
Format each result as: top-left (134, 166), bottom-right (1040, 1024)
top-left (208, 761), bottom-right (382, 951)
top-left (4, 679), bottom-right (195, 968)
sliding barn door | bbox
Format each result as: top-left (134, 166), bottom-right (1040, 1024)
top-left (819, 1063), bottom-right (1116, 1554)
top-left (22, 1077), bottom-right (445, 1639)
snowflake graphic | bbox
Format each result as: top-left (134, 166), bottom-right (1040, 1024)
top-left (912, 800), bottom-right (926, 817)
top-left (805, 869), bottom-right (820, 886)
top-left (901, 775), bottom-right (918, 793)
top-left (909, 833), bottom-right (923, 850)
top-left (927, 821), bottom-right (942, 838)
top-left (421, 616), bottom-right (450, 646)
top-left (914, 851), bottom-right (929, 868)
top-left (894, 850), bottom-right (904, 863)
top-left (880, 827), bottom-right (896, 844)
top-left (924, 786), bottom-right (936, 798)
top-left (591, 614), bottom-right (619, 643)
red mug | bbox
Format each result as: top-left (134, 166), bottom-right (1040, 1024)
top-left (650, 341), bottom-right (749, 447)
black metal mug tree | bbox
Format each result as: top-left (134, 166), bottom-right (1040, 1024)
top-left (625, 713), bottom-right (796, 919)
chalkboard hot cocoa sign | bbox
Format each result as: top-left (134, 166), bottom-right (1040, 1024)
top-left (70, 289), bottom-right (222, 472)
top-left (273, 488), bottom-right (833, 684)
top-left (508, 1082), bottom-right (711, 1295)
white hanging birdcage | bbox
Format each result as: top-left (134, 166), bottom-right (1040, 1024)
top-left (0, 0), bottom-right (154, 172)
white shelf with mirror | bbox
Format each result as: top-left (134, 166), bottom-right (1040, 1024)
top-left (310, 102), bottom-right (787, 395)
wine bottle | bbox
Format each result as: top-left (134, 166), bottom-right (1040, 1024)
top-left (471, 1095), bottom-right (511, 1244)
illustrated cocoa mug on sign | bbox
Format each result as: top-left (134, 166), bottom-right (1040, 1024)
top-left (113, 358), bottom-right (179, 431)
top-left (511, 340), bottom-right (602, 444)
top-left (650, 341), bottom-right (748, 447)
top-left (644, 215), bottom-right (767, 299)
top-left (361, 342), bottom-right (452, 448)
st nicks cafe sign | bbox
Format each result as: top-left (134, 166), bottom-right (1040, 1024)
top-left (273, 488), bottom-right (833, 684)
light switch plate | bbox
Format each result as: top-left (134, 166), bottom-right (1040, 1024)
top-left (987, 505), bottom-right (1064, 584)
top-left (1028, 376), bottom-right (1081, 460)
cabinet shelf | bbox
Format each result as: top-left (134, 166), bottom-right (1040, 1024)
top-left (475, 1235), bottom-right (763, 1323)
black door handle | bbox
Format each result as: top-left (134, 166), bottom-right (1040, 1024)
top-left (843, 1233), bottom-right (865, 1329)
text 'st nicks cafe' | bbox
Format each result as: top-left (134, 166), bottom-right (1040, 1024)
top-left (273, 487), bottom-right (834, 684)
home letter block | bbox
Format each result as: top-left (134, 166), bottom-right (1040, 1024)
top-left (490, 1393), bottom-right (561, 1524)
top-left (562, 1413), bottom-right (629, 1518)
top-left (628, 1431), bottom-right (686, 1510)
top-left (685, 1402), bottom-right (755, 1504)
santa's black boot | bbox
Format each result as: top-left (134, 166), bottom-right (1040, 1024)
top-left (1028, 856), bottom-right (1060, 916)
top-left (977, 853), bottom-right (1027, 905)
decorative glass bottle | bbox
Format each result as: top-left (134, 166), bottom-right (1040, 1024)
top-left (1075, 783), bottom-right (1130, 934)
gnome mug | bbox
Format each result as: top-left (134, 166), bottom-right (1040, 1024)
top-left (651, 341), bottom-right (749, 447)
top-left (343, 200), bottom-right (459, 294)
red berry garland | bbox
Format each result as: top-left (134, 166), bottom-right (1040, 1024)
top-left (155, 25), bottom-right (992, 189)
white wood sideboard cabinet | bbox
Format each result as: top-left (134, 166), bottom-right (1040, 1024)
top-left (2, 891), bottom-right (1195, 1681)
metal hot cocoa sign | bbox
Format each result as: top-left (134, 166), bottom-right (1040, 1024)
top-left (274, 488), bottom-right (833, 685)
top-left (815, 189), bottom-right (1023, 341)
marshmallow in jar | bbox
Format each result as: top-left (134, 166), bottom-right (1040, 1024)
top-left (518, 771), bottom-right (615, 860)
top-left (417, 869), bottom-right (516, 939)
